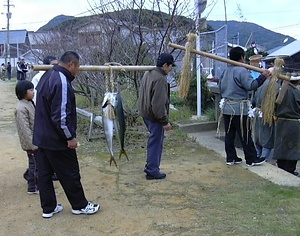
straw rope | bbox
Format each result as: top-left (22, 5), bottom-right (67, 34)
top-left (178, 33), bottom-right (197, 98)
top-left (103, 62), bottom-right (126, 119)
top-left (261, 58), bottom-right (284, 126)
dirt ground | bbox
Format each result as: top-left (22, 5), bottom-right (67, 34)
top-left (0, 80), bottom-right (296, 236)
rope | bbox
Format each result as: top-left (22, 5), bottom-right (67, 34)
top-left (179, 33), bottom-right (197, 99)
top-left (261, 58), bottom-right (284, 126)
top-left (104, 62), bottom-right (126, 93)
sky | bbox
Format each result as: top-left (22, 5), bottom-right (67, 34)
top-left (1, 0), bottom-right (300, 41)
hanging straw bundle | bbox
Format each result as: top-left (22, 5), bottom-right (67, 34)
top-left (178, 33), bottom-right (197, 98)
top-left (261, 58), bottom-right (285, 126)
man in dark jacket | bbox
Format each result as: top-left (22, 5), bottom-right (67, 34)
top-left (138, 53), bottom-right (174, 180)
top-left (33, 51), bottom-right (99, 218)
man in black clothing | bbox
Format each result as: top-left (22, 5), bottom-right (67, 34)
top-left (33, 51), bottom-right (99, 218)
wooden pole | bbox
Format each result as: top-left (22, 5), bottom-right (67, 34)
top-left (169, 43), bottom-right (290, 82)
top-left (31, 65), bottom-right (156, 72)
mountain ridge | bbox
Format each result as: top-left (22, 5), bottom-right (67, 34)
top-left (37, 13), bottom-right (295, 51)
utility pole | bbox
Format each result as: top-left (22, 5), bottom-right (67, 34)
top-left (195, 0), bottom-right (207, 118)
top-left (4, 0), bottom-right (14, 64)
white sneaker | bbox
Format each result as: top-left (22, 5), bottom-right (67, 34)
top-left (42, 204), bottom-right (64, 218)
top-left (71, 202), bottom-right (100, 215)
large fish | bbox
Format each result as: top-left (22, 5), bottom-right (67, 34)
top-left (102, 92), bottom-right (118, 167)
top-left (114, 93), bottom-right (129, 161)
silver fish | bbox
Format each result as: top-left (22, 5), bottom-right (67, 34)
top-left (102, 92), bottom-right (118, 167)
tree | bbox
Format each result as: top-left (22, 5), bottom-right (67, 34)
top-left (30, 0), bottom-right (201, 121)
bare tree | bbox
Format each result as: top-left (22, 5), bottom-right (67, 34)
top-left (29, 0), bottom-right (198, 121)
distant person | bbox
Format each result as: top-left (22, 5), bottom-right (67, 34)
top-left (14, 80), bottom-right (38, 194)
top-left (17, 57), bottom-right (28, 80)
top-left (31, 55), bottom-right (58, 104)
top-left (273, 75), bottom-right (300, 176)
top-left (33, 51), bottom-right (99, 218)
top-left (250, 41), bottom-right (259, 55)
top-left (138, 53), bottom-right (175, 180)
top-left (6, 62), bottom-right (11, 81)
top-left (1, 63), bottom-right (6, 80)
top-left (219, 46), bottom-right (271, 166)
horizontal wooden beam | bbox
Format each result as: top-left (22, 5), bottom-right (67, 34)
top-left (169, 43), bottom-right (290, 82)
top-left (31, 65), bottom-right (156, 72)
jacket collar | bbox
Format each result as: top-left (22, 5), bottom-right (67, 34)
top-left (53, 64), bottom-right (75, 82)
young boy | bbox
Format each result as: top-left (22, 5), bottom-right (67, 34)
top-left (15, 80), bottom-right (38, 194)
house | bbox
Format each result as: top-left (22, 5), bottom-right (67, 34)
top-left (0, 29), bottom-right (30, 65)
top-left (263, 40), bottom-right (300, 73)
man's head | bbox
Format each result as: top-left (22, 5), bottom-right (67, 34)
top-left (43, 56), bottom-right (58, 65)
top-left (249, 54), bottom-right (262, 68)
top-left (19, 57), bottom-right (25, 64)
top-left (59, 51), bottom-right (80, 76)
top-left (229, 47), bottom-right (245, 62)
top-left (290, 75), bottom-right (300, 85)
top-left (156, 53), bottom-right (176, 74)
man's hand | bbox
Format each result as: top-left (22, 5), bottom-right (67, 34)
top-left (67, 138), bottom-right (78, 149)
top-left (163, 123), bottom-right (172, 131)
top-left (262, 69), bottom-right (271, 78)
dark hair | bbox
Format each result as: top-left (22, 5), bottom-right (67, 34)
top-left (59, 51), bottom-right (80, 64)
top-left (229, 47), bottom-right (245, 61)
top-left (43, 55), bottom-right (57, 65)
top-left (15, 80), bottom-right (34, 100)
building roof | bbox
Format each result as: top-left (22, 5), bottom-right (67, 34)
top-left (264, 40), bottom-right (300, 60)
top-left (0, 30), bottom-right (27, 44)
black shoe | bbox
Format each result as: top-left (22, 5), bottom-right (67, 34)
top-left (226, 157), bottom-right (242, 166)
top-left (52, 173), bottom-right (59, 181)
top-left (234, 157), bottom-right (242, 164)
top-left (246, 157), bottom-right (265, 167)
top-left (146, 172), bottom-right (166, 180)
top-left (254, 157), bottom-right (265, 165)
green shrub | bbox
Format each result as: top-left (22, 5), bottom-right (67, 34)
top-left (184, 73), bottom-right (214, 113)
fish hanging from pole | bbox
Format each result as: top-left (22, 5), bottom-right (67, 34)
top-left (102, 63), bottom-right (129, 167)
top-left (102, 92), bottom-right (118, 167)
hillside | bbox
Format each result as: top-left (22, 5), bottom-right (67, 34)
top-left (38, 14), bottom-right (75, 31)
top-left (37, 10), bottom-right (296, 51)
top-left (207, 20), bottom-right (295, 51)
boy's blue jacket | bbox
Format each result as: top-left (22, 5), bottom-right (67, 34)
top-left (33, 64), bottom-right (77, 150)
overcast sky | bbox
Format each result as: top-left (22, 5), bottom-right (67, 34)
top-left (1, 0), bottom-right (300, 41)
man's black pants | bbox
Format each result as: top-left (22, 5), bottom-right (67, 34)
top-left (37, 148), bottom-right (88, 214)
top-left (223, 114), bottom-right (257, 164)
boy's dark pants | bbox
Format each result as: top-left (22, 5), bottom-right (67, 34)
top-left (26, 151), bottom-right (38, 192)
